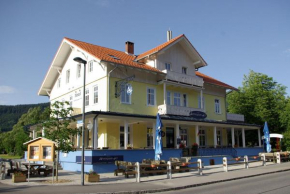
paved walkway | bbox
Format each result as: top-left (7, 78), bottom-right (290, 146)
top-left (1, 161), bottom-right (290, 194)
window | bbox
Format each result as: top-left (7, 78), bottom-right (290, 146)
top-left (199, 129), bottom-right (206, 147)
top-left (77, 64), bottom-right (81, 78)
top-left (42, 146), bottom-right (52, 160)
top-left (147, 128), bottom-right (153, 147)
top-left (215, 99), bottom-right (221, 114)
top-left (89, 61), bottom-right (93, 73)
top-left (121, 83), bottom-right (131, 104)
top-left (147, 88), bottom-right (155, 106)
top-left (179, 128), bottom-right (188, 147)
top-left (94, 85), bottom-right (98, 104)
top-left (166, 91), bottom-right (171, 105)
top-left (198, 95), bottom-right (205, 109)
top-left (120, 126), bottom-right (130, 148)
top-left (182, 67), bottom-right (187, 74)
top-left (57, 78), bottom-right (61, 88)
top-left (183, 94), bottom-right (187, 107)
top-left (69, 95), bottom-right (73, 107)
top-left (66, 69), bottom-right (70, 84)
top-left (217, 129), bottom-right (222, 146)
top-left (85, 89), bottom-right (89, 106)
top-left (174, 92), bottom-right (181, 106)
top-left (165, 63), bottom-right (171, 71)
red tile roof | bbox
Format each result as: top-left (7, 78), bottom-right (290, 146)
top-left (64, 37), bottom-right (162, 73)
top-left (136, 34), bottom-right (185, 60)
top-left (65, 37), bottom-right (235, 90)
top-left (196, 72), bottom-right (238, 90)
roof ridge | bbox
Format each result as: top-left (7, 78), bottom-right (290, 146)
top-left (64, 37), bottom-right (134, 56)
top-left (136, 34), bottom-right (185, 60)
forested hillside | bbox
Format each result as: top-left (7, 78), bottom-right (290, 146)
top-left (0, 103), bottom-right (50, 132)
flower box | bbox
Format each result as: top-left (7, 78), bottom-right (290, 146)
top-left (12, 174), bottom-right (26, 183)
top-left (85, 174), bottom-right (100, 182)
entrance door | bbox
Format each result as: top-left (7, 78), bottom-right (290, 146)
top-left (166, 128), bottom-right (175, 148)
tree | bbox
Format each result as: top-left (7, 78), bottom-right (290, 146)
top-left (0, 106), bottom-right (50, 156)
top-left (227, 70), bottom-right (288, 135)
top-left (281, 99), bottom-right (290, 151)
top-left (42, 101), bottom-right (78, 181)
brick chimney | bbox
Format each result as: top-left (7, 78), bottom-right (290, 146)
top-left (125, 41), bottom-right (134, 55)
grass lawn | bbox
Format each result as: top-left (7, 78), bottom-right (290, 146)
top-left (0, 154), bottom-right (22, 159)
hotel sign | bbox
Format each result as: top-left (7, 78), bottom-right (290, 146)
top-left (76, 155), bottom-right (124, 164)
top-left (189, 111), bottom-right (207, 119)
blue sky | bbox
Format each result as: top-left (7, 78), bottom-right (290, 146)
top-left (0, 0), bottom-right (289, 105)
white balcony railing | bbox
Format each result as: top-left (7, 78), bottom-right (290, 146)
top-left (163, 70), bottom-right (204, 87)
top-left (158, 104), bottom-right (204, 116)
top-left (227, 113), bottom-right (245, 122)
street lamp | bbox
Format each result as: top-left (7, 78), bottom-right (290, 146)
top-left (73, 57), bottom-right (87, 186)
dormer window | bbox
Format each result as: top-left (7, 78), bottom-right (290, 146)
top-left (165, 63), bottom-right (171, 71)
top-left (182, 67), bottom-right (187, 74)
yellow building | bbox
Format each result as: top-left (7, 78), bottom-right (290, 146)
top-left (38, 32), bottom-right (261, 152)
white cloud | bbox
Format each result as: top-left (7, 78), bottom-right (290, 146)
top-left (0, 86), bottom-right (16, 94)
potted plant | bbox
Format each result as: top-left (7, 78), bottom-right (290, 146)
top-left (191, 143), bottom-right (198, 156)
top-left (85, 169), bottom-right (100, 182)
top-left (12, 171), bottom-right (26, 183)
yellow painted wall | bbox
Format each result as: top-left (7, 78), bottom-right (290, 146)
top-left (106, 123), bottom-right (119, 149)
top-left (188, 126), bottom-right (196, 146)
top-left (132, 124), bottom-right (147, 148)
top-left (109, 77), bottom-right (162, 115)
top-left (204, 94), bottom-right (226, 121)
top-left (206, 127), bottom-right (214, 146)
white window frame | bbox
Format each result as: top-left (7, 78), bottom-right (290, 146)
top-left (120, 126), bottom-right (130, 149)
top-left (66, 69), bottom-right (70, 84)
top-left (199, 129), bottom-right (206, 147)
top-left (93, 85), bottom-right (98, 104)
top-left (69, 95), bottom-right (73, 107)
top-left (76, 64), bottom-right (81, 78)
top-left (147, 87), bottom-right (156, 106)
top-left (182, 67), bottom-right (187, 74)
top-left (183, 94), bottom-right (187, 107)
top-left (121, 83), bottom-right (131, 104)
top-left (57, 78), bottom-right (61, 88)
top-left (174, 92), bottom-right (181, 106)
top-left (85, 89), bottom-right (89, 106)
top-left (165, 62), bottom-right (171, 71)
top-left (217, 129), bottom-right (222, 146)
top-left (147, 128), bottom-right (153, 147)
top-left (89, 61), bottom-right (93, 73)
top-left (179, 128), bottom-right (188, 147)
top-left (166, 91), bottom-right (171, 105)
top-left (198, 95), bottom-right (205, 110)
top-left (215, 99), bottom-right (221, 114)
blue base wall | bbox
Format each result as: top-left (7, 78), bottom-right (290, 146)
top-left (235, 147), bottom-right (264, 157)
top-left (24, 147), bottom-right (265, 173)
top-left (59, 149), bottom-right (182, 173)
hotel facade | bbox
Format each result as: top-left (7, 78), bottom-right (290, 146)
top-left (37, 32), bottom-right (262, 172)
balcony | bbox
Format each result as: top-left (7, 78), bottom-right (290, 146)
top-left (227, 113), bottom-right (245, 122)
top-left (163, 70), bottom-right (204, 87)
top-left (158, 104), bottom-right (204, 116)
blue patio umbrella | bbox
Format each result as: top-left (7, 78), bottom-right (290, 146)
top-left (263, 121), bottom-right (271, 153)
top-left (155, 113), bottom-right (163, 160)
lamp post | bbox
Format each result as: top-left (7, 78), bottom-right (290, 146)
top-left (73, 57), bottom-right (87, 186)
